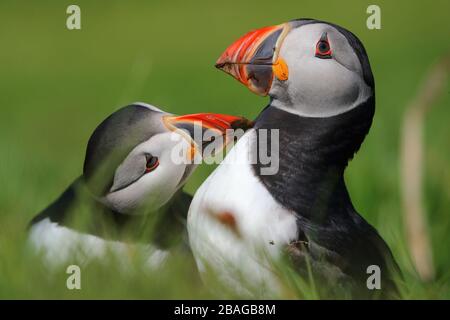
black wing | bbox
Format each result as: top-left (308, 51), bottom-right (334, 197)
top-left (28, 177), bottom-right (84, 228)
top-left (287, 206), bottom-right (401, 299)
top-left (29, 178), bottom-right (193, 251)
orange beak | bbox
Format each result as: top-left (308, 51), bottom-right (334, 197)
top-left (215, 23), bottom-right (291, 96)
top-left (163, 113), bottom-right (253, 158)
top-left (164, 113), bottom-right (252, 134)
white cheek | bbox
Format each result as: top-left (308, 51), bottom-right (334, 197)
top-left (104, 133), bottom-right (194, 214)
top-left (271, 53), bottom-right (371, 117)
top-left (291, 59), bottom-right (360, 106)
top-left (105, 160), bottom-right (186, 214)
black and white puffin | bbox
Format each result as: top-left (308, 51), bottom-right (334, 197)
top-left (188, 19), bottom-right (400, 298)
top-left (29, 102), bottom-right (251, 268)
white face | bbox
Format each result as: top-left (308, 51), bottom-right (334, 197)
top-left (103, 132), bottom-right (196, 214)
top-left (270, 23), bottom-right (372, 117)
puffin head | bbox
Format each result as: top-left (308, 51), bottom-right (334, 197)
top-left (83, 103), bottom-right (251, 214)
top-left (216, 19), bottom-right (374, 117)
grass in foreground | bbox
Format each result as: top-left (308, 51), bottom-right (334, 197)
top-left (0, 0), bottom-right (449, 299)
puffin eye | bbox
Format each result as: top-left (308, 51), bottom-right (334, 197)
top-left (315, 32), bottom-right (332, 59)
top-left (145, 154), bottom-right (159, 173)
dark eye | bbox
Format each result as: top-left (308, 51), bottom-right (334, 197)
top-left (145, 154), bottom-right (159, 173)
top-left (315, 32), bottom-right (332, 59)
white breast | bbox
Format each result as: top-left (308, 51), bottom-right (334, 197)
top-left (28, 218), bottom-right (169, 271)
top-left (187, 129), bottom-right (298, 297)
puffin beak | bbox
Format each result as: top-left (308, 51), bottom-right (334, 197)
top-left (164, 113), bottom-right (253, 158)
top-left (215, 23), bottom-right (291, 96)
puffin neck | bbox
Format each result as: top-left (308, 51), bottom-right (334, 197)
top-left (252, 96), bottom-right (375, 223)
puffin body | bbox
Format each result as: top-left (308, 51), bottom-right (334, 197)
top-left (29, 102), bottom-right (250, 268)
top-left (188, 19), bottom-right (399, 298)
top-left (29, 179), bottom-right (192, 268)
top-left (188, 128), bottom-right (298, 296)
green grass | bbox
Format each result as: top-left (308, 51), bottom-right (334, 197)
top-left (0, 0), bottom-right (449, 299)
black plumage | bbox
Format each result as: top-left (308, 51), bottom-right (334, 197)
top-left (246, 18), bottom-right (400, 298)
top-left (252, 97), bottom-right (400, 298)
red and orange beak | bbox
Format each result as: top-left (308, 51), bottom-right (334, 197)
top-left (215, 23), bottom-right (292, 96)
top-left (164, 113), bottom-right (253, 135)
top-left (164, 113), bottom-right (253, 158)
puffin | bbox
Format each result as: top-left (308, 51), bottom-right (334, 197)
top-left (29, 102), bottom-right (252, 268)
top-left (187, 19), bottom-right (400, 298)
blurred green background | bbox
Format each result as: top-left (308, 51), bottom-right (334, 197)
top-left (0, 0), bottom-right (449, 299)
